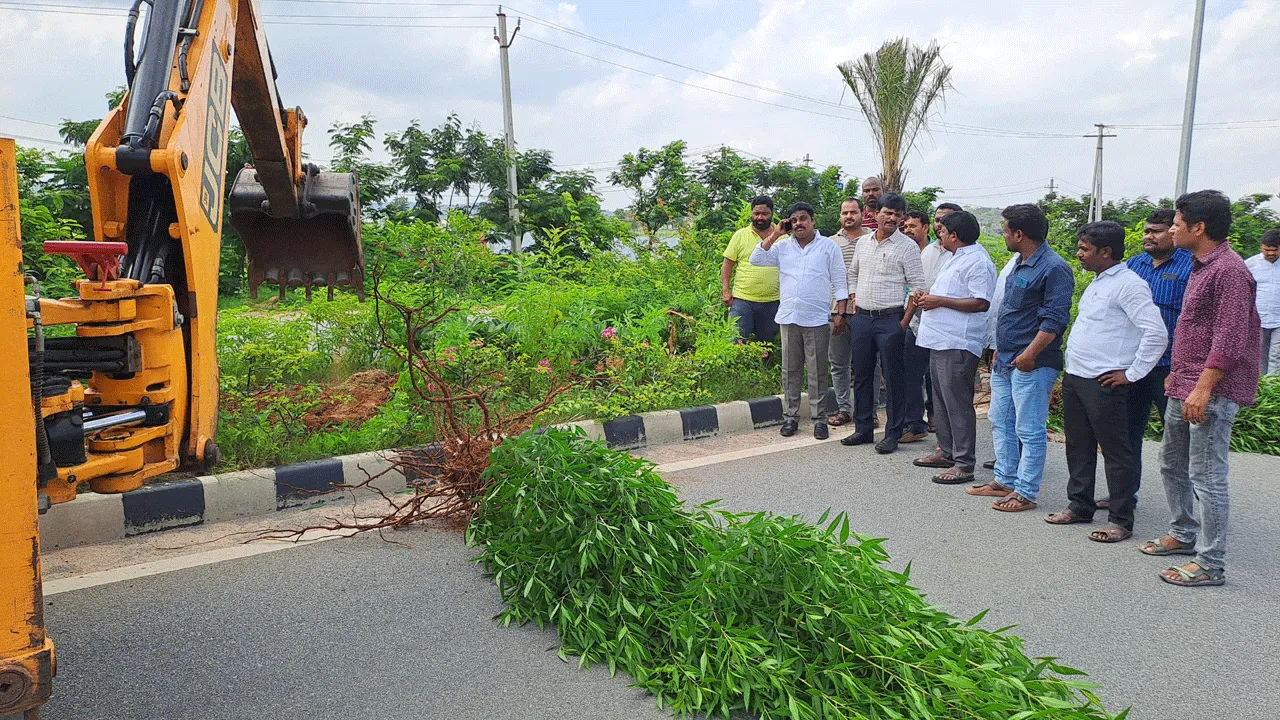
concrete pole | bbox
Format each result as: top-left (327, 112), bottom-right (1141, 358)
top-left (1175, 0), bottom-right (1207, 199)
top-left (1090, 125), bottom-right (1104, 222)
top-left (1085, 125), bottom-right (1115, 222)
top-left (496, 8), bottom-right (521, 253)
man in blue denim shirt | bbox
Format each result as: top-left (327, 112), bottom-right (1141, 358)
top-left (967, 204), bottom-right (1074, 512)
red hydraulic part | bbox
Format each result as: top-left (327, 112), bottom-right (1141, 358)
top-left (41, 241), bottom-right (130, 283)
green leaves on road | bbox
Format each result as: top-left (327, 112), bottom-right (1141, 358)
top-left (468, 428), bottom-right (1124, 719)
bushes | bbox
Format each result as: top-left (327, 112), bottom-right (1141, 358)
top-left (469, 429), bottom-right (1119, 720)
top-left (208, 217), bottom-right (780, 469)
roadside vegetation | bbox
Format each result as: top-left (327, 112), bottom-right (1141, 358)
top-left (14, 102), bottom-right (1280, 468)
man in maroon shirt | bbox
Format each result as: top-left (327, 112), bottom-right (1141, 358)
top-left (861, 176), bottom-right (883, 230)
top-left (1141, 190), bottom-right (1262, 587)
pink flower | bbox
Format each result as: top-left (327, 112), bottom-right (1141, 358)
top-left (641, 341), bottom-right (650, 347)
top-left (469, 339), bottom-right (485, 348)
top-left (427, 383), bottom-right (439, 392)
top-left (601, 327), bottom-right (618, 341)
top-left (535, 360), bottom-right (552, 375)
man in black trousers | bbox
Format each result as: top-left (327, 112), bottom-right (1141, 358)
top-left (840, 193), bottom-right (925, 454)
top-left (1046, 221), bottom-right (1167, 542)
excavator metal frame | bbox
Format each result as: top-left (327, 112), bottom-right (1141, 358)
top-left (1, 0), bottom-right (362, 715)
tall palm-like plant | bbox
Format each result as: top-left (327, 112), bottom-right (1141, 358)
top-left (838, 38), bottom-right (952, 192)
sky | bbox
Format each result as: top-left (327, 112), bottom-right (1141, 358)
top-left (2, 0), bottom-right (1278, 212)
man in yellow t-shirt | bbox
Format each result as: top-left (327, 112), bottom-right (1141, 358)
top-left (721, 195), bottom-right (781, 343)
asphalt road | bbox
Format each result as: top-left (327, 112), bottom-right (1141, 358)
top-left (27, 421), bottom-right (1280, 720)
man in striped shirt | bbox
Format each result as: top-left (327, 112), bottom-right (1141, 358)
top-left (827, 198), bottom-right (868, 427)
top-left (839, 192), bottom-right (926, 454)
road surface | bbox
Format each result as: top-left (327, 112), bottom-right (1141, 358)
top-left (23, 420), bottom-right (1280, 719)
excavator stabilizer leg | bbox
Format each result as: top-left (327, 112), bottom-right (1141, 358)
top-left (229, 164), bottom-right (364, 300)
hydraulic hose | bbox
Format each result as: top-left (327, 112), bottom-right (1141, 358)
top-left (124, 0), bottom-right (150, 87)
top-left (177, 0), bottom-right (202, 93)
top-left (121, 0), bottom-right (183, 150)
top-left (26, 278), bottom-right (57, 486)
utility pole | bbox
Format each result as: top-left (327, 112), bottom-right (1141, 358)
top-left (1047, 177), bottom-right (1056, 196)
top-left (494, 8), bottom-right (521, 253)
top-left (1175, 0), bottom-right (1207, 198)
top-left (1085, 124), bottom-right (1117, 222)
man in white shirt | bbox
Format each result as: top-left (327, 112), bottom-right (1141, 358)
top-left (839, 193), bottom-right (926, 454)
top-left (750, 202), bottom-right (849, 440)
top-left (827, 198), bottom-right (868, 428)
top-left (1246, 230), bottom-right (1280, 375)
top-left (910, 210), bottom-right (996, 484)
top-left (902, 204), bottom-right (959, 440)
top-left (1046, 221), bottom-right (1167, 543)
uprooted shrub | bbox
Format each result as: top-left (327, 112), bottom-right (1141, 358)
top-left (467, 428), bottom-right (1124, 720)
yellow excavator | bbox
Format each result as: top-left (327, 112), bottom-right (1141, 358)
top-left (1, 0), bottom-right (364, 715)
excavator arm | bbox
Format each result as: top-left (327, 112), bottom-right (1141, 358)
top-left (2, 1), bottom-right (362, 714)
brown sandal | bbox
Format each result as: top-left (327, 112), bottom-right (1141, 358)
top-left (1045, 509), bottom-right (1092, 525)
top-left (828, 411), bottom-right (852, 426)
top-left (966, 480), bottom-right (1012, 497)
top-left (992, 493), bottom-right (1037, 512)
top-left (1088, 523), bottom-right (1132, 543)
top-left (932, 468), bottom-right (975, 485)
top-left (913, 453), bottom-right (954, 469)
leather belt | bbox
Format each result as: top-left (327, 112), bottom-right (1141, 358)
top-left (855, 306), bottom-right (905, 318)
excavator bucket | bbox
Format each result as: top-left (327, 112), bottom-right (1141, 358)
top-left (228, 165), bottom-right (364, 300)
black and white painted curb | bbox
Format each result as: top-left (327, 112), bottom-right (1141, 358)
top-left (39, 390), bottom-right (839, 550)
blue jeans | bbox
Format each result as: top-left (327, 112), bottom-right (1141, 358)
top-left (1161, 396), bottom-right (1239, 571)
top-left (989, 366), bottom-right (1059, 502)
top-left (729, 298), bottom-right (780, 343)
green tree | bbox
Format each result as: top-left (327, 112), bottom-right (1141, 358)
top-left (383, 120), bottom-right (445, 220)
top-left (328, 114), bottom-right (396, 210)
top-left (902, 186), bottom-right (942, 215)
top-left (1228, 193), bottom-right (1279, 257)
top-left (838, 38), bottom-right (952, 192)
top-left (693, 147), bottom-right (759, 234)
top-left (609, 141), bottom-right (697, 242)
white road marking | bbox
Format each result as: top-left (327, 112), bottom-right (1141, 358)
top-left (655, 434), bottom-right (846, 473)
top-left (44, 531), bottom-right (354, 596)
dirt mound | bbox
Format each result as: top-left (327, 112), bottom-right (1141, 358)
top-left (299, 369), bottom-right (397, 430)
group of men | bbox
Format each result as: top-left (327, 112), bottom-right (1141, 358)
top-left (722, 180), bottom-right (1278, 587)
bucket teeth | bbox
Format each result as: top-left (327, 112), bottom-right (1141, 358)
top-left (229, 167), bottom-right (365, 303)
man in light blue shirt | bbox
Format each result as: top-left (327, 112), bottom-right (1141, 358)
top-left (750, 202), bottom-right (849, 439)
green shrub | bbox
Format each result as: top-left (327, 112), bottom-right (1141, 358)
top-left (469, 429), bottom-right (1120, 720)
top-left (1145, 375), bottom-right (1280, 454)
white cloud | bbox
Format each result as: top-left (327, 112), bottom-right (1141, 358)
top-left (2, 0), bottom-right (1276, 214)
